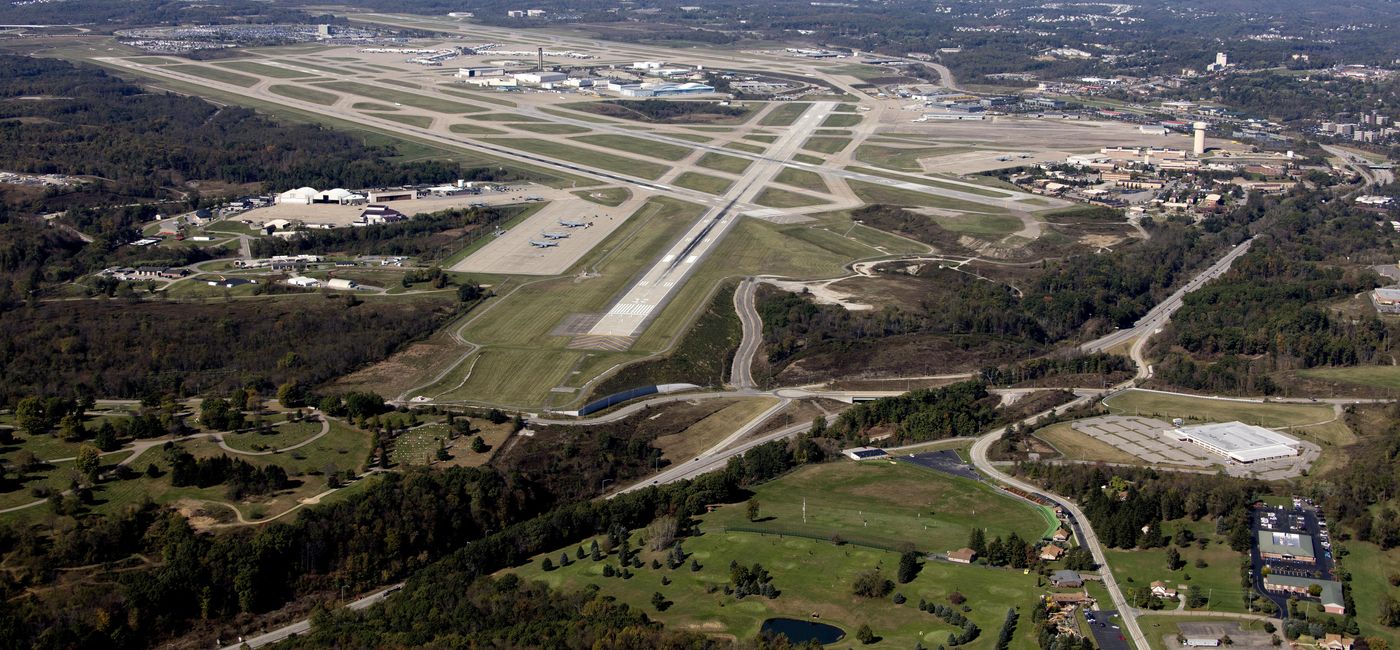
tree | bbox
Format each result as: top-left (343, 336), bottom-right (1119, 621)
top-left (16, 396), bottom-right (50, 435)
top-left (75, 444), bottom-right (101, 481)
top-left (93, 422), bottom-right (119, 452)
top-left (969, 527), bottom-right (987, 556)
top-left (435, 440), bottom-right (450, 462)
top-left (1168, 547), bottom-right (1182, 571)
top-left (852, 569), bottom-right (894, 598)
top-left (898, 551), bottom-right (921, 584)
top-left (277, 381), bottom-right (306, 408)
top-left (1308, 583), bottom-right (1323, 598)
top-left (541, 557), bottom-right (554, 571)
top-left (746, 498), bottom-right (760, 522)
top-left (651, 591), bottom-right (669, 611)
top-left (857, 624), bottom-right (875, 644)
top-left (471, 436), bottom-right (488, 453)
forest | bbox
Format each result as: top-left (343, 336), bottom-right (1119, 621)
top-left (0, 294), bottom-right (457, 403)
top-left (1150, 192), bottom-right (1400, 394)
top-left (0, 433), bottom-right (812, 649)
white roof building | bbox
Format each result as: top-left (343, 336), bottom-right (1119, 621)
top-left (276, 186), bottom-right (319, 205)
top-left (1167, 422), bottom-right (1301, 464)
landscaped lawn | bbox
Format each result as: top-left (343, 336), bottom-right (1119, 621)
top-left (507, 460), bottom-right (1053, 648)
top-left (1102, 518), bottom-right (1251, 613)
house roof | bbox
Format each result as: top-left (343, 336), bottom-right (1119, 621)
top-left (1051, 570), bottom-right (1081, 582)
top-left (947, 548), bottom-right (977, 561)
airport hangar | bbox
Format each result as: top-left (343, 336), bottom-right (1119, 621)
top-left (1166, 421), bottom-right (1302, 464)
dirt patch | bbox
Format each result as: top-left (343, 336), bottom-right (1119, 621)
top-left (174, 498), bottom-right (235, 530)
top-left (332, 339), bottom-right (459, 398)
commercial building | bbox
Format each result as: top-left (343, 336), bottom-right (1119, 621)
top-left (1257, 530), bottom-right (1315, 563)
top-left (1262, 574), bottom-right (1344, 614)
top-left (1166, 422), bottom-right (1301, 464)
top-left (1372, 287), bottom-right (1400, 314)
top-left (615, 82), bottom-right (716, 97)
top-left (842, 447), bottom-right (889, 461)
top-left (456, 66), bottom-right (504, 78)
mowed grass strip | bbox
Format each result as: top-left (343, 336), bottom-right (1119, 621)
top-left (165, 64), bottom-right (258, 87)
top-left (722, 141), bottom-right (766, 154)
top-left (1297, 365), bottom-right (1400, 390)
top-left (284, 59), bottom-right (356, 75)
top-left (847, 166), bottom-right (1011, 198)
top-left (754, 187), bottom-right (829, 209)
top-left (572, 187), bottom-right (631, 206)
top-left (773, 167), bottom-right (829, 194)
top-left (1103, 389), bottom-right (1337, 429)
top-left (673, 171), bottom-right (733, 195)
top-left (801, 136), bottom-right (852, 154)
top-left (485, 137), bottom-right (670, 180)
top-left (215, 60), bottom-right (310, 79)
top-left (449, 123), bottom-right (506, 135)
top-left (511, 123), bottom-right (591, 134)
top-left (467, 112), bottom-right (547, 122)
top-left (269, 84), bottom-right (339, 106)
top-left (365, 112), bottom-right (433, 128)
top-left (821, 113), bottom-right (862, 127)
top-left (438, 86), bottom-right (518, 107)
top-left (848, 180), bottom-right (1008, 214)
top-left (933, 213), bottom-right (1023, 237)
top-left (571, 134), bottom-right (693, 161)
top-left (313, 80), bottom-right (485, 113)
top-left (758, 101), bottom-right (810, 126)
top-left (696, 152), bottom-right (751, 174)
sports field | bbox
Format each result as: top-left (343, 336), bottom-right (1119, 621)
top-left (509, 460), bottom-right (1050, 648)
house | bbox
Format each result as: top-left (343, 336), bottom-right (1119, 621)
top-left (1150, 580), bottom-right (1178, 600)
top-left (1321, 635), bottom-right (1354, 650)
top-left (1052, 527), bottom-right (1072, 543)
top-left (947, 548), bottom-right (977, 564)
top-left (1050, 570), bottom-right (1082, 588)
top-left (1040, 545), bottom-right (1066, 561)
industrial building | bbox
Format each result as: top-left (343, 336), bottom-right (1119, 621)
top-left (1166, 422), bottom-right (1301, 464)
top-left (1257, 530), bottom-right (1315, 563)
top-left (514, 71), bottom-right (567, 84)
top-left (275, 187), bottom-right (365, 206)
top-left (1372, 287), bottom-right (1400, 313)
top-left (456, 66), bottom-right (504, 78)
top-left (614, 81), bottom-right (715, 97)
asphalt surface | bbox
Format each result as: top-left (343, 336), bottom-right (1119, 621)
top-left (1251, 502), bottom-right (1333, 616)
top-left (1085, 610), bottom-right (1133, 650)
top-left (730, 278), bottom-right (761, 390)
top-left (220, 584), bottom-right (403, 650)
top-left (896, 450), bottom-right (981, 481)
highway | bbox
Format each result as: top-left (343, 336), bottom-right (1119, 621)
top-left (730, 278), bottom-right (762, 390)
top-left (220, 583), bottom-right (403, 650)
top-left (1082, 237), bottom-right (1255, 370)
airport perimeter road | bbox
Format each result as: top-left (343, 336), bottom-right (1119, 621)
top-left (586, 102), bottom-right (838, 337)
top-left (968, 401), bottom-right (1150, 650)
top-left (1082, 237), bottom-right (1255, 358)
top-left (730, 278), bottom-right (762, 390)
top-left (220, 584), bottom-right (403, 650)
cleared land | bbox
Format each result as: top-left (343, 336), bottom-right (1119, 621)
top-left (652, 398), bottom-right (778, 462)
top-left (1297, 366), bottom-right (1400, 390)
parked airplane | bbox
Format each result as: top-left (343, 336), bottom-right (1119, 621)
top-left (540, 231), bottom-right (569, 239)
top-left (528, 239), bottom-right (558, 248)
top-left (559, 219), bottom-right (587, 228)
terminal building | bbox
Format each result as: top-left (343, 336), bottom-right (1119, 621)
top-left (1166, 421), bottom-right (1302, 464)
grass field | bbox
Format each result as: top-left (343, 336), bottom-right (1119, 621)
top-left (802, 136), bottom-right (852, 155)
top-left (1297, 366), bottom-right (1400, 390)
top-left (854, 144), bottom-right (945, 172)
top-left (164, 64), bottom-right (258, 87)
top-left (314, 81), bottom-right (484, 113)
top-left (437, 87), bottom-right (518, 107)
top-left (465, 112), bottom-right (547, 122)
top-left (485, 138), bottom-right (670, 180)
top-left (792, 153), bottom-right (825, 165)
top-left (673, 172), bottom-right (733, 195)
top-left (220, 420), bottom-right (323, 453)
top-left (696, 152), bottom-right (752, 175)
top-left (365, 112), bottom-right (433, 128)
top-left (1102, 518), bottom-right (1250, 613)
top-left (821, 113), bottom-right (863, 128)
top-left (571, 134), bottom-right (693, 161)
top-left (934, 213), bottom-right (1023, 237)
top-left (448, 123), bottom-right (506, 135)
top-left (511, 123), bottom-right (591, 134)
top-left (214, 60), bottom-right (308, 79)
top-left (754, 188), bottom-right (829, 209)
top-left (652, 398), bottom-right (778, 462)
top-left (508, 461), bottom-right (1050, 649)
top-left (268, 83), bottom-right (339, 106)
top-left (758, 102), bottom-right (811, 127)
top-left (1339, 541), bottom-right (1400, 645)
top-left (773, 167), bottom-right (830, 194)
top-left (352, 102), bottom-right (399, 111)
top-left (722, 141), bottom-right (767, 155)
top-left (848, 180), bottom-right (1008, 214)
top-left (1102, 390), bottom-right (1338, 430)
top-left (281, 60), bottom-right (355, 75)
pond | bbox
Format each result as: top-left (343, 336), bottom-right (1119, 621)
top-left (759, 618), bottom-right (845, 645)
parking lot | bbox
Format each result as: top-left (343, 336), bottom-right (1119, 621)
top-left (896, 450), bottom-right (981, 481)
top-left (1252, 498), bottom-right (1335, 614)
top-left (1067, 415), bottom-right (1319, 479)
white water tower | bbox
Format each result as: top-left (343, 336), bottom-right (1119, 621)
top-left (1192, 122), bottom-right (1207, 155)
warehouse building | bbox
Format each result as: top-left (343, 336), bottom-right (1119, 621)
top-left (1166, 422), bottom-right (1301, 464)
top-left (514, 71), bottom-right (567, 84)
top-left (456, 66), bottom-right (504, 78)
